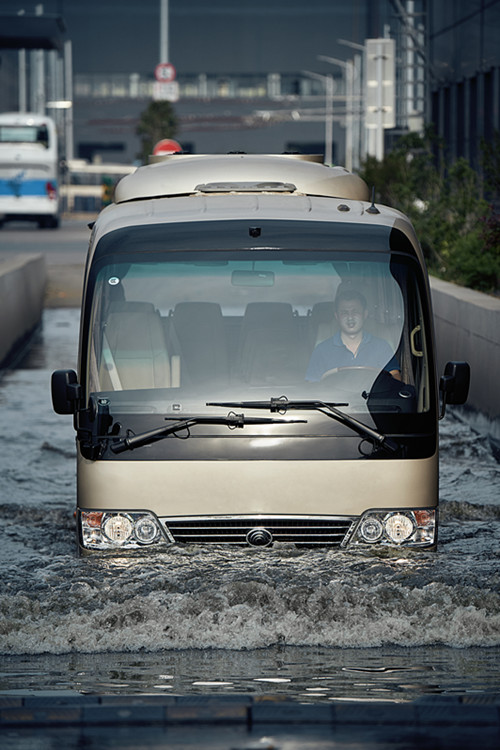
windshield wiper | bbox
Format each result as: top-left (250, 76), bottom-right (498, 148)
top-left (110, 411), bottom-right (307, 454)
top-left (206, 397), bottom-right (399, 454)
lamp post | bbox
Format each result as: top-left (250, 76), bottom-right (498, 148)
top-left (302, 70), bottom-right (335, 165)
top-left (64, 40), bottom-right (74, 161)
top-left (160, 0), bottom-right (169, 63)
top-left (318, 55), bottom-right (355, 172)
top-left (337, 40), bottom-right (366, 168)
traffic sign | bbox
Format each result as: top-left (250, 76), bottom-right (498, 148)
top-left (153, 139), bottom-right (182, 155)
top-left (155, 62), bottom-right (176, 83)
top-left (152, 81), bottom-right (179, 102)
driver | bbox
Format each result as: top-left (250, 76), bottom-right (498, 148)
top-left (306, 289), bottom-right (401, 382)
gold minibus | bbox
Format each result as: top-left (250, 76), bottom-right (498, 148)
top-left (52, 154), bottom-right (469, 553)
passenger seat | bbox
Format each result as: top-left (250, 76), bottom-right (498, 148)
top-left (308, 301), bottom-right (336, 348)
top-left (100, 301), bottom-right (171, 389)
top-left (170, 302), bottom-right (229, 386)
top-left (236, 302), bottom-right (303, 384)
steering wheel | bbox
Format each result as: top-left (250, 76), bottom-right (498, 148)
top-left (320, 366), bottom-right (382, 390)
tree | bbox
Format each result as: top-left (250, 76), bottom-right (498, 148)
top-left (481, 130), bottom-right (500, 201)
top-left (358, 131), bottom-right (500, 294)
top-left (360, 130), bottom-right (442, 221)
top-left (136, 101), bottom-right (178, 164)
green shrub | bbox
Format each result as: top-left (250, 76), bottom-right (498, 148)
top-left (136, 101), bottom-right (178, 165)
top-left (358, 132), bottom-right (499, 295)
top-left (446, 229), bottom-right (494, 291)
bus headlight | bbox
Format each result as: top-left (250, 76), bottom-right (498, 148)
top-left (79, 510), bottom-right (165, 551)
top-left (135, 516), bottom-right (159, 544)
top-left (351, 509), bottom-right (436, 548)
top-left (384, 513), bottom-right (414, 543)
top-left (102, 514), bottom-right (134, 544)
top-left (358, 516), bottom-right (384, 543)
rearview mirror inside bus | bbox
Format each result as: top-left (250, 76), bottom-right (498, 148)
top-left (231, 270), bottom-right (275, 286)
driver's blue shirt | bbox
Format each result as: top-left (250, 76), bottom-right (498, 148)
top-left (306, 331), bottom-right (399, 382)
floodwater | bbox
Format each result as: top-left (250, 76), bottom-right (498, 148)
top-left (0, 308), bottom-right (499, 702)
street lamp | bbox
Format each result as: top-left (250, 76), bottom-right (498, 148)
top-left (318, 55), bottom-right (355, 172)
top-left (302, 70), bottom-right (335, 165)
top-left (337, 40), bottom-right (365, 168)
top-left (160, 0), bottom-right (169, 63)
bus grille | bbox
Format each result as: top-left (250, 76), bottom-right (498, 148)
top-left (161, 516), bottom-right (354, 547)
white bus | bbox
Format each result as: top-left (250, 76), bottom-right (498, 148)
top-left (0, 112), bottom-right (60, 228)
top-left (52, 154), bottom-right (470, 554)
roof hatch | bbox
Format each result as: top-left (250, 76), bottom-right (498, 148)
top-left (195, 181), bottom-right (297, 193)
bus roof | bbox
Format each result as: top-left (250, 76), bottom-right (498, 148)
top-left (0, 112), bottom-right (55, 127)
top-left (114, 154), bottom-right (371, 204)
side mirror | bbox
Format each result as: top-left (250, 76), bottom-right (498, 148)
top-left (51, 369), bottom-right (82, 415)
top-left (439, 361), bottom-right (470, 418)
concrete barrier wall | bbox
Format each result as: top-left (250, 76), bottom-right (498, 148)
top-left (0, 254), bottom-right (46, 368)
top-left (430, 276), bottom-right (500, 423)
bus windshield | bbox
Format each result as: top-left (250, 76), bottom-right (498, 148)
top-left (85, 248), bottom-right (433, 420)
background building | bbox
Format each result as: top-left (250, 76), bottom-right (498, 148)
top-left (0, 0), bottom-right (395, 165)
top-left (429, 0), bottom-right (500, 168)
top-left (1, 1), bottom-right (499, 171)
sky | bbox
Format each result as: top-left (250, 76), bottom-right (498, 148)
top-left (1, 0), bottom-right (386, 76)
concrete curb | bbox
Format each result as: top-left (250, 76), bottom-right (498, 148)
top-left (0, 254), bottom-right (46, 368)
top-left (0, 694), bottom-right (499, 728)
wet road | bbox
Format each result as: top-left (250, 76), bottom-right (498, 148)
top-left (0, 307), bottom-right (499, 709)
top-left (0, 218), bottom-right (90, 307)
top-left (0, 217), bottom-right (90, 263)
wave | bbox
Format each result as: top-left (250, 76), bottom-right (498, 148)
top-left (1, 322), bottom-right (499, 658)
top-left (1, 552), bottom-right (499, 654)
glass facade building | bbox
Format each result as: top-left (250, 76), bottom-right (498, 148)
top-left (429, 0), bottom-right (500, 166)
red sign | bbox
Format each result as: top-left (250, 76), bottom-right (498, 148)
top-left (155, 63), bottom-right (176, 83)
top-left (153, 139), bottom-right (182, 155)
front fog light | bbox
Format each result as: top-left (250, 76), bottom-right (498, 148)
top-left (359, 516), bottom-right (383, 543)
top-left (102, 513), bottom-right (134, 544)
top-left (384, 513), bottom-right (414, 543)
